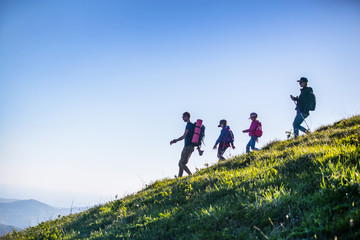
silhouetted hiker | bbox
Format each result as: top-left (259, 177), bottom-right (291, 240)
top-left (213, 119), bottom-right (235, 161)
top-left (170, 112), bottom-right (194, 177)
top-left (290, 77), bottom-right (316, 138)
top-left (243, 112), bottom-right (262, 153)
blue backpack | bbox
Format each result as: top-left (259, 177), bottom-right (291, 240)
top-left (222, 127), bottom-right (234, 143)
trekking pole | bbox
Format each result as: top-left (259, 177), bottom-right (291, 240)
top-left (293, 100), bottom-right (310, 131)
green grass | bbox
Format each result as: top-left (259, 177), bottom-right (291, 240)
top-left (3, 115), bottom-right (360, 240)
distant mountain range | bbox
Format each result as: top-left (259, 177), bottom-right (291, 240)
top-left (0, 198), bottom-right (88, 236)
top-left (0, 223), bottom-right (20, 237)
top-left (0, 199), bottom-right (18, 204)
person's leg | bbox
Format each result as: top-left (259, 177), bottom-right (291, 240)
top-left (293, 112), bottom-right (309, 137)
top-left (197, 146), bottom-right (204, 156)
top-left (178, 147), bottom-right (186, 177)
top-left (217, 143), bottom-right (228, 161)
top-left (298, 113), bottom-right (309, 133)
top-left (250, 136), bottom-right (260, 151)
top-left (298, 125), bottom-right (307, 133)
top-left (217, 148), bottom-right (225, 160)
top-left (246, 138), bottom-right (252, 153)
top-left (293, 113), bottom-right (303, 138)
top-left (178, 146), bottom-right (194, 177)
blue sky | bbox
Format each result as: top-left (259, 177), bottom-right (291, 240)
top-left (1, 0), bottom-right (359, 207)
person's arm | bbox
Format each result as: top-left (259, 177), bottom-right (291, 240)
top-left (213, 129), bottom-right (225, 148)
top-left (213, 129), bottom-right (224, 149)
top-left (290, 95), bottom-right (299, 101)
top-left (170, 129), bottom-right (189, 145)
top-left (243, 126), bottom-right (251, 133)
top-left (243, 122), bottom-right (256, 134)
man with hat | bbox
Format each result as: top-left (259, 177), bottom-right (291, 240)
top-left (290, 77), bottom-right (314, 138)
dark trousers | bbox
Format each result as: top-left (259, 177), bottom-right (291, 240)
top-left (217, 142), bottom-right (230, 161)
top-left (293, 111), bottom-right (309, 137)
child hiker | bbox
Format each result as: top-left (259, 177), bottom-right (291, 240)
top-left (213, 119), bottom-right (235, 161)
top-left (242, 113), bottom-right (262, 153)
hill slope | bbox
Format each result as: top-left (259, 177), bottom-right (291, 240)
top-left (2, 116), bottom-right (360, 240)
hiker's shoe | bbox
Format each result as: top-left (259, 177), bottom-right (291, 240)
top-left (305, 129), bottom-right (311, 134)
top-left (199, 150), bottom-right (204, 156)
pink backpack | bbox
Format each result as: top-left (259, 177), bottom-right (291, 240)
top-left (192, 119), bottom-right (204, 145)
top-left (255, 122), bottom-right (263, 137)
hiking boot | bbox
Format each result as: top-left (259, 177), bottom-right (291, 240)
top-left (199, 150), bottom-right (204, 156)
top-left (305, 129), bottom-right (311, 134)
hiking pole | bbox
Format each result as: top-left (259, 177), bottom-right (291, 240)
top-left (293, 100), bottom-right (310, 131)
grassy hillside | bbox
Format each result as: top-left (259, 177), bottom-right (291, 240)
top-left (3, 116), bottom-right (360, 240)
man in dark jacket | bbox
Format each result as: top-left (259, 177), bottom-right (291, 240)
top-left (290, 77), bottom-right (314, 138)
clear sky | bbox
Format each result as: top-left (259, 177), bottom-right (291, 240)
top-left (1, 0), bottom-right (359, 207)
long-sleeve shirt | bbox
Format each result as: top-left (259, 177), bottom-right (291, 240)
top-left (243, 120), bottom-right (261, 137)
top-left (215, 126), bottom-right (234, 145)
top-left (293, 86), bottom-right (313, 115)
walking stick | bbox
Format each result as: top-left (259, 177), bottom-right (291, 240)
top-left (293, 100), bottom-right (310, 131)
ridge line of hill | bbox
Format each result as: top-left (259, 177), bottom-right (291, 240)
top-left (2, 115), bottom-right (360, 240)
